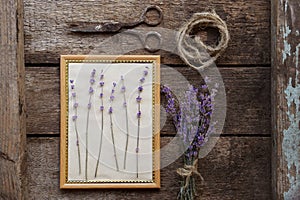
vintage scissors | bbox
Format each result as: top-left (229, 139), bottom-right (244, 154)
top-left (70, 5), bottom-right (163, 33)
top-left (121, 29), bottom-right (162, 52)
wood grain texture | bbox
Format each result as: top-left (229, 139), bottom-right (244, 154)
top-left (0, 0), bottom-right (27, 199)
top-left (271, 0), bottom-right (300, 199)
top-left (24, 0), bottom-right (270, 65)
top-left (25, 66), bottom-right (270, 136)
top-left (27, 137), bottom-right (271, 199)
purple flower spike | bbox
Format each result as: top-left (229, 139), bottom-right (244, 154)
top-left (100, 74), bottom-right (104, 80)
top-left (88, 103), bottom-right (92, 109)
top-left (100, 93), bottom-right (103, 98)
top-left (136, 96), bottom-right (142, 102)
top-left (72, 115), bottom-right (78, 121)
top-left (108, 107), bottom-right (113, 114)
top-left (99, 81), bottom-right (104, 87)
top-left (137, 111), bottom-right (141, 118)
top-left (121, 86), bottom-right (126, 93)
top-left (100, 105), bottom-right (104, 111)
top-left (143, 70), bottom-right (148, 76)
top-left (135, 147), bottom-right (139, 153)
top-left (72, 92), bottom-right (76, 97)
top-left (140, 77), bottom-right (145, 83)
top-left (110, 95), bottom-right (115, 101)
top-left (71, 85), bottom-right (75, 90)
top-left (70, 80), bottom-right (74, 84)
top-left (73, 103), bottom-right (78, 108)
top-left (138, 86), bottom-right (143, 92)
top-left (90, 78), bottom-right (95, 84)
top-left (89, 87), bottom-right (94, 94)
top-left (113, 82), bottom-right (117, 87)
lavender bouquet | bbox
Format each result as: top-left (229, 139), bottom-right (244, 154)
top-left (162, 82), bottom-right (215, 200)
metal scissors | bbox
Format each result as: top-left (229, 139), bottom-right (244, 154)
top-left (121, 29), bottom-right (162, 52)
top-left (70, 5), bottom-right (163, 33)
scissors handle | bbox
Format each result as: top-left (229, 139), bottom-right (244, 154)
top-left (141, 5), bottom-right (163, 26)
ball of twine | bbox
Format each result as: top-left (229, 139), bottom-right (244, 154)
top-left (177, 11), bottom-right (230, 70)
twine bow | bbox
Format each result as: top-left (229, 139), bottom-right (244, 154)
top-left (176, 159), bottom-right (204, 188)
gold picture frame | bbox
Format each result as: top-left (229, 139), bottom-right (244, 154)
top-left (60, 55), bottom-right (160, 189)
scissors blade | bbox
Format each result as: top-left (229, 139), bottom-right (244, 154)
top-left (69, 22), bottom-right (122, 33)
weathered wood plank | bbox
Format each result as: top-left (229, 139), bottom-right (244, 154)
top-left (25, 66), bottom-right (270, 135)
top-left (271, 0), bottom-right (300, 199)
top-left (24, 0), bottom-right (270, 65)
top-left (27, 137), bottom-right (271, 199)
top-left (0, 0), bottom-right (27, 199)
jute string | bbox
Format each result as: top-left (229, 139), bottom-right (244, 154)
top-left (177, 10), bottom-right (230, 70)
top-left (176, 159), bottom-right (204, 188)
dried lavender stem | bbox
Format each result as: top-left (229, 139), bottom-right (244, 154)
top-left (110, 114), bottom-right (119, 171)
top-left (136, 103), bottom-right (141, 178)
top-left (94, 97), bottom-right (104, 177)
top-left (74, 116), bottom-right (81, 175)
top-left (85, 94), bottom-right (92, 180)
top-left (121, 80), bottom-right (130, 169)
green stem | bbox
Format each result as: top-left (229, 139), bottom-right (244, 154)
top-left (85, 95), bottom-right (92, 180)
top-left (110, 114), bottom-right (119, 171)
top-left (94, 97), bottom-right (104, 177)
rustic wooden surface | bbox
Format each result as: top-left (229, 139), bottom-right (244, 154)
top-left (25, 66), bottom-right (270, 136)
top-left (21, 0), bottom-right (273, 199)
top-left (23, 0), bottom-right (270, 65)
top-left (271, 0), bottom-right (300, 199)
top-left (0, 0), bottom-right (27, 199)
top-left (27, 137), bottom-right (271, 200)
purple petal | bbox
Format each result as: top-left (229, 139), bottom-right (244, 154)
top-left (99, 81), bottom-right (104, 87)
top-left (71, 85), bottom-right (75, 90)
top-left (73, 103), bottom-right (78, 108)
top-left (88, 103), bottom-right (92, 109)
top-left (137, 111), bottom-right (141, 118)
top-left (121, 86), bottom-right (126, 92)
top-left (138, 86), bottom-right (143, 92)
top-left (136, 96), bottom-right (142, 102)
top-left (113, 82), bottom-right (116, 87)
top-left (72, 92), bottom-right (76, 97)
top-left (90, 78), bottom-right (95, 84)
top-left (143, 70), bottom-right (148, 76)
top-left (89, 87), bottom-right (94, 94)
top-left (72, 115), bottom-right (77, 121)
top-left (100, 106), bottom-right (104, 111)
top-left (109, 107), bottom-right (113, 114)
top-left (70, 80), bottom-right (74, 84)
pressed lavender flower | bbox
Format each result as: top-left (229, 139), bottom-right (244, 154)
top-left (90, 78), bottom-right (95, 84)
top-left (107, 82), bottom-right (119, 171)
top-left (135, 148), bottom-right (139, 153)
top-left (72, 115), bottom-right (78, 121)
top-left (143, 70), bottom-right (148, 76)
top-left (138, 86), bottom-right (143, 92)
top-left (109, 106), bottom-right (113, 114)
top-left (89, 87), bottom-right (94, 94)
top-left (137, 111), bottom-right (141, 118)
top-left (91, 69), bottom-right (96, 77)
top-left (139, 77), bottom-right (145, 83)
top-left (100, 74), bottom-right (104, 80)
top-left (85, 69), bottom-right (96, 180)
top-left (135, 66), bottom-right (149, 178)
top-left (70, 80), bottom-right (81, 175)
top-left (136, 96), bottom-right (142, 102)
top-left (95, 70), bottom-right (105, 177)
top-left (121, 86), bottom-right (126, 93)
top-left (120, 75), bottom-right (130, 169)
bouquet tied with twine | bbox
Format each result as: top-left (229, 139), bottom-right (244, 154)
top-left (162, 9), bottom-right (229, 200)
